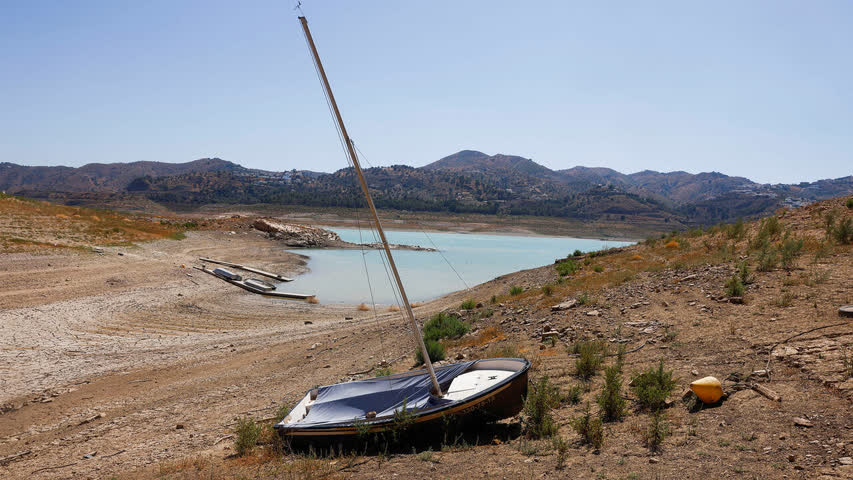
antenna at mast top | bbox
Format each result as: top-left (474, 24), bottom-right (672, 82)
top-left (294, 1), bottom-right (304, 16)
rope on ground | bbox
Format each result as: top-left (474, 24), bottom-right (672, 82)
top-left (765, 322), bottom-right (849, 375)
top-left (31, 462), bottom-right (77, 474)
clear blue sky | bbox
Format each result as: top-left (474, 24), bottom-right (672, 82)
top-left (1, 1), bottom-right (851, 184)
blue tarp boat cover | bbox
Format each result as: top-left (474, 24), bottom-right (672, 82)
top-left (296, 361), bottom-right (475, 428)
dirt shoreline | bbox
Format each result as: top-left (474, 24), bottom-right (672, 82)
top-left (0, 230), bottom-right (465, 478)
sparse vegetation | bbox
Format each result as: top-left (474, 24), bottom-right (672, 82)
top-left (775, 292), bottom-right (794, 307)
top-left (417, 449), bottom-right (435, 462)
top-left (644, 411), bottom-right (670, 452)
top-left (510, 285), bottom-right (523, 295)
top-left (415, 339), bottom-right (446, 364)
top-left (555, 258), bottom-right (579, 276)
top-left (738, 260), bottom-right (753, 285)
top-left (631, 360), bottom-right (676, 411)
top-left (756, 243), bottom-right (779, 272)
top-left (597, 365), bottom-right (626, 422)
top-left (375, 367), bottom-right (392, 377)
top-left (460, 298), bottom-right (476, 310)
top-left (725, 274), bottom-right (745, 297)
top-left (233, 417), bottom-right (262, 456)
top-left (573, 249), bottom-right (583, 257)
top-left (566, 384), bottom-right (583, 404)
top-left (522, 376), bottom-right (560, 439)
top-left (780, 235), bottom-right (804, 271)
top-left (833, 217), bottom-right (853, 245)
top-left (662, 327), bottom-right (678, 343)
top-left (847, 197), bottom-right (853, 209)
top-left (570, 402), bottom-right (604, 449)
top-left (573, 340), bottom-right (605, 380)
top-left (542, 284), bottom-right (554, 296)
top-left (423, 312), bottom-right (469, 342)
top-left (553, 435), bottom-right (569, 470)
top-left (726, 218), bottom-right (746, 240)
top-left (593, 265), bottom-right (604, 273)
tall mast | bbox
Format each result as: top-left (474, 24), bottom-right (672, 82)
top-left (298, 16), bottom-right (443, 396)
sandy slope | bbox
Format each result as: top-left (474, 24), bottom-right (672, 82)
top-left (0, 231), bottom-right (449, 478)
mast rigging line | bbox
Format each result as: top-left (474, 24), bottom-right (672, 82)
top-left (351, 140), bottom-right (471, 292)
top-left (298, 15), bottom-right (443, 396)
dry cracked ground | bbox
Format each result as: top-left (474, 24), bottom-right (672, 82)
top-left (1, 196), bottom-right (852, 479)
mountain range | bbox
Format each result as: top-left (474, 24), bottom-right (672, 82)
top-left (2, 150), bottom-right (851, 227)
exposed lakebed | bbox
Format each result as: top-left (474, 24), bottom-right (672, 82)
top-left (284, 228), bottom-right (633, 304)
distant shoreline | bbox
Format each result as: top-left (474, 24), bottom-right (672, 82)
top-left (316, 223), bottom-right (641, 243)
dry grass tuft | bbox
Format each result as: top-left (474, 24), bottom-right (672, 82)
top-left (356, 303), bottom-right (370, 311)
top-left (306, 296), bottom-right (319, 304)
top-left (387, 305), bottom-right (401, 312)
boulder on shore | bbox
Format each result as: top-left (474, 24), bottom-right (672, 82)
top-left (252, 219), bottom-right (343, 247)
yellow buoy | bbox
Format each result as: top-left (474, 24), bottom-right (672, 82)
top-left (690, 376), bottom-right (723, 404)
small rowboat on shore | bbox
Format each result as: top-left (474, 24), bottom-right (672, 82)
top-left (244, 278), bottom-right (276, 292)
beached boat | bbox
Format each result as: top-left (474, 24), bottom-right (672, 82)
top-left (244, 278), bottom-right (276, 292)
top-left (278, 358), bottom-right (528, 439)
top-left (275, 15), bottom-right (529, 440)
top-left (212, 267), bottom-right (241, 281)
top-left (195, 266), bottom-right (312, 300)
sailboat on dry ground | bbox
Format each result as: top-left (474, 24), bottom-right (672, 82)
top-left (274, 15), bottom-right (529, 440)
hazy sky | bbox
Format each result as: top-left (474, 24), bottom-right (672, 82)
top-left (1, 1), bottom-right (851, 184)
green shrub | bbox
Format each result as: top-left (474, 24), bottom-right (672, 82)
top-left (522, 376), bottom-right (560, 439)
top-left (234, 417), bottom-right (262, 456)
top-left (780, 236), bottom-right (804, 271)
top-left (725, 274), bottom-right (744, 297)
top-left (574, 341), bottom-right (605, 380)
top-left (833, 217), bottom-right (853, 245)
top-left (553, 435), bottom-right (569, 470)
top-left (645, 411), bottom-right (669, 452)
top-left (630, 360), bottom-right (676, 411)
top-left (555, 259), bottom-right (579, 276)
top-left (415, 339), bottom-right (445, 364)
top-left (570, 402), bottom-right (604, 449)
top-left (423, 312), bottom-right (469, 342)
top-left (490, 295), bottom-right (497, 304)
top-left (824, 209), bottom-right (840, 237)
top-left (726, 219), bottom-right (745, 240)
top-left (460, 299), bottom-right (476, 310)
top-left (593, 265), bottom-right (604, 273)
top-left (760, 216), bottom-right (782, 238)
top-left (542, 284), bottom-right (554, 296)
top-left (775, 292), bottom-right (794, 307)
top-left (577, 292), bottom-right (592, 305)
top-left (847, 198), bottom-right (853, 209)
top-left (566, 384), bottom-right (583, 405)
top-left (573, 249), bottom-right (583, 257)
top-left (375, 367), bottom-right (392, 377)
top-left (509, 285), bottom-right (523, 295)
top-left (597, 366), bottom-right (626, 422)
top-left (756, 243), bottom-right (779, 272)
top-left (737, 260), bottom-right (753, 285)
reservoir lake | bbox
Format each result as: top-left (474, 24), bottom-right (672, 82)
top-left (284, 228), bottom-right (633, 304)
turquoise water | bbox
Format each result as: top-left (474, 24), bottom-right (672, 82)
top-left (284, 228), bottom-right (632, 304)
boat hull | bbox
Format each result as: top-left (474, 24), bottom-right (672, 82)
top-left (276, 358), bottom-right (529, 441)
